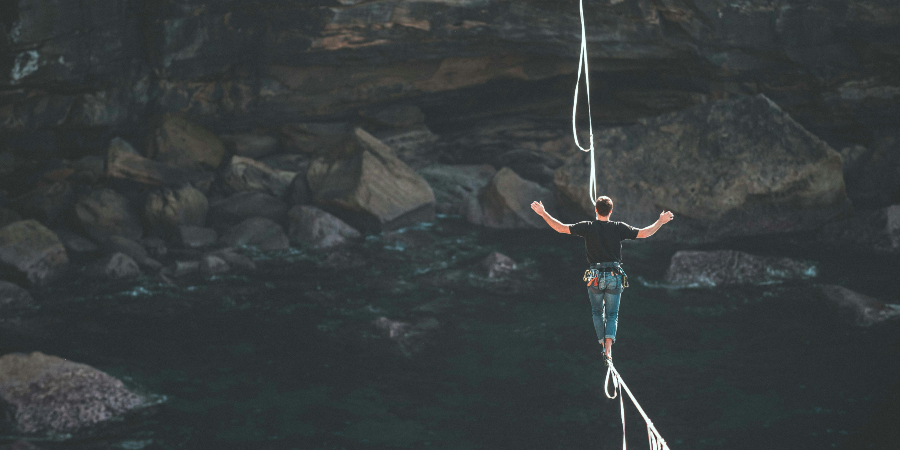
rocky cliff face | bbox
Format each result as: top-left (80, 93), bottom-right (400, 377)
top-left (0, 0), bottom-right (898, 236)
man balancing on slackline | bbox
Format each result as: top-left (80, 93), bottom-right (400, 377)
top-left (531, 197), bottom-right (674, 361)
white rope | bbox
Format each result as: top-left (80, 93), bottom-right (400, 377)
top-left (605, 361), bottom-right (671, 450)
top-left (572, 0), bottom-right (598, 204)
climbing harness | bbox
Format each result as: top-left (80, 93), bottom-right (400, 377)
top-left (583, 267), bottom-right (629, 289)
top-left (605, 360), bottom-right (671, 450)
top-left (573, 0), bottom-right (598, 203)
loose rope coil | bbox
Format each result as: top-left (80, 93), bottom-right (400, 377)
top-left (605, 360), bottom-right (671, 450)
top-left (573, 0), bottom-right (598, 203)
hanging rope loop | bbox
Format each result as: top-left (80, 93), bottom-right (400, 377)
top-left (572, 0), bottom-right (598, 204)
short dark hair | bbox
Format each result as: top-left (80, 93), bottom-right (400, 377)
top-left (595, 196), bottom-right (613, 217)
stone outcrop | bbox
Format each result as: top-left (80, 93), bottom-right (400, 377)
top-left (143, 185), bottom-right (209, 234)
top-left (665, 250), bottom-right (817, 287)
top-left (0, 352), bottom-right (144, 435)
top-left (0, 220), bottom-right (68, 286)
top-left (418, 164), bottom-right (496, 216)
top-left (207, 192), bottom-right (288, 229)
top-left (74, 189), bottom-right (143, 242)
top-left (106, 137), bottom-right (193, 186)
top-left (556, 95), bottom-right (850, 241)
top-left (219, 218), bottom-right (290, 251)
top-left (89, 253), bottom-right (141, 280)
top-left (220, 133), bottom-right (281, 159)
top-left (819, 285), bottom-right (900, 326)
top-left (481, 252), bottom-right (517, 279)
top-left (820, 204), bottom-right (900, 253)
top-left (287, 205), bottom-right (361, 249)
top-left (307, 128), bottom-right (435, 231)
top-left (221, 156), bottom-right (298, 198)
top-left (468, 167), bottom-right (557, 229)
top-left (146, 114), bottom-right (225, 169)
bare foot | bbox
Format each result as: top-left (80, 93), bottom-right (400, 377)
top-left (604, 338), bottom-right (613, 360)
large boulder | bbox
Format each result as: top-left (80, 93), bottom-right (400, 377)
top-left (820, 204), bottom-right (900, 253)
top-left (665, 250), bottom-right (817, 287)
top-left (100, 236), bottom-right (162, 271)
top-left (287, 205), bottom-right (361, 249)
top-left (221, 156), bottom-right (298, 198)
top-left (177, 226), bottom-right (218, 249)
top-left (467, 167), bottom-right (557, 229)
top-left (819, 285), bottom-right (900, 326)
top-left (0, 352), bottom-right (144, 435)
top-left (418, 164), bottom-right (496, 215)
top-left (88, 253), bottom-right (141, 280)
top-left (220, 133), bottom-right (280, 159)
top-left (219, 218), bottom-right (290, 251)
top-left (0, 220), bottom-right (68, 286)
top-left (143, 185), bottom-right (209, 234)
top-left (0, 281), bottom-right (33, 311)
top-left (307, 128), bottom-right (435, 231)
top-left (106, 137), bottom-right (193, 186)
top-left (74, 189), bottom-right (143, 242)
top-left (53, 229), bottom-right (98, 254)
top-left (555, 95), bottom-right (850, 241)
top-left (207, 191), bottom-right (289, 229)
top-left (10, 181), bottom-right (75, 225)
top-left (146, 113), bottom-right (225, 169)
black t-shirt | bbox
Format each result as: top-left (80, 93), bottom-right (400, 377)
top-left (569, 220), bottom-right (640, 264)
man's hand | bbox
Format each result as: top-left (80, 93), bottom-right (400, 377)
top-left (530, 201), bottom-right (546, 216)
top-left (659, 210), bottom-right (674, 224)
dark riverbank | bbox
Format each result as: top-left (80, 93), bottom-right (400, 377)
top-left (1, 217), bottom-right (897, 450)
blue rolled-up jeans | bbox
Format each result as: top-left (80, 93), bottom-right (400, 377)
top-left (586, 265), bottom-right (624, 343)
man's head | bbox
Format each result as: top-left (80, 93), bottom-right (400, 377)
top-left (595, 196), bottom-right (613, 218)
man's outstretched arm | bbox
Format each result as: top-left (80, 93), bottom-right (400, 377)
top-left (530, 201), bottom-right (570, 234)
top-left (636, 210), bottom-right (675, 238)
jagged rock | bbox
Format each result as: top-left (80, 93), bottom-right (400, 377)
top-left (307, 128), bottom-right (435, 231)
top-left (147, 114), bottom-right (225, 169)
top-left (143, 185), bottom-right (209, 234)
top-left (221, 156), bottom-right (297, 198)
top-left (260, 154), bottom-right (311, 173)
top-left (0, 281), bottom-right (32, 311)
top-left (287, 205), bottom-right (360, 249)
top-left (141, 237), bottom-right (168, 258)
top-left (373, 316), bottom-right (440, 357)
top-left (0, 220), bottom-right (68, 286)
top-left (219, 218), bottom-right (289, 251)
top-left (10, 181), bottom-right (74, 225)
top-left (665, 250), bottom-right (817, 287)
top-left (207, 191), bottom-right (288, 229)
top-left (555, 95), bottom-right (850, 241)
top-left (74, 189), bottom-right (143, 242)
top-left (287, 172), bottom-right (311, 206)
top-left (220, 133), bottom-right (281, 159)
top-left (481, 252), bottom-right (517, 279)
top-left (199, 255), bottom-right (229, 275)
top-left (0, 352), bottom-right (144, 435)
top-left (53, 229), bottom-right (98, 254)
top-left (280, 122), bottom-right (352, 154)
top-left (820, 204), bottom-right (900, 253)
top-left (418, 164), bottom-right (496, 215)
top-left (170, 260), bottom-right (200, 277)
top-left (100, 236), bottom-right (161, 271)
top-left (89, 253), bottom-right (141, 280)
top-left (106, 137), bottom-right (193, 186)
top-left (468, 167), bottom-right (557, 229)
top-left (207, 248), bottom-right (257, 271)
top-left (0, 208), bottom-right (22, 229)
top-left (177, 226), bottom-right (218, 249)
top-left (362, 104), bottom-right (425, 128)
top-left (819, 285), bottom-right (900, 326)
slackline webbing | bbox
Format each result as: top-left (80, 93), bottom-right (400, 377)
top-left (573, 0), bottom-right (598, 203)
top-left (605, 360), bottom-right (671, 450)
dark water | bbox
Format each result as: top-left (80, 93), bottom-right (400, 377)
top-left (1, 217), bottom-right (898, 450)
